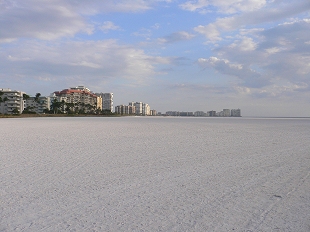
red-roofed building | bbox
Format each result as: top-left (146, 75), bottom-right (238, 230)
top-left (52, 86), bottom-right (102, 113)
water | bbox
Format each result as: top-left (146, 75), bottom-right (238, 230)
top-left (1, 117), bottom-right (310, 231)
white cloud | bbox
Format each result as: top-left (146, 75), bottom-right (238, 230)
top-left (229, 37), bottom-right (258, 51)
top-left (0, 0), bottom-right (92, 41)
top-left (193, 0), bottom-right (310, 41)
top-left (180, 0), bottom-right (267, 14)
top-left (0, 40), bottom-right (172, 86)
top-left (198, 57), bottom-right (270, 88)
top-left (194, 24), bottom-right (221, 41)
top-left (0, 0), bottom-right (172, 42)
top-left (99, 21), bottom-right (121, 33)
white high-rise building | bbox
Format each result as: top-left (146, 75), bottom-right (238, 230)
top-left (96, 93), bottom-right (113, 112)
top-left (0, 88), bottom-right (25, 114)
top-left (142, 103), bottom-right (150, 116)
top-left (231, 109), bottom-right (241, 117)
top-left (134, 102), bottom-right (143, 115)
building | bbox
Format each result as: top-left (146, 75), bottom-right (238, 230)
top-left (115, 101), bottom-right (152, 115)
top-left (208, 111), bottom-right (217, 117)
top-left (25, 96), bottom-right (50, 114)
top-left (96, 93), bottom-right (113, 112)
top-left (231, 109), bottom-right (241, 117)
top-left (0, 88), bottom-right (25, 114)
top-left (132, 102), bottom-right (142, 115)
top-left (142, 103), bottom-right (150, 116)
top-left (194, 111), bottom-right (207, 117)
top-left (166, 111), bottom-right (180, 116)
top-left (150, 110), bottom-right (157, 116)
top-left (52, 86), bottom-right (102, 113)
top-left (223, 109), bottom-right (230, 117)
top-left (115, 104), bottom-right (135, 115)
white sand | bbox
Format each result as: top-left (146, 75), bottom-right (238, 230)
top-left (0, 117), bottom-right (309, 231)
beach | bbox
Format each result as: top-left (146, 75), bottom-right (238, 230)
top-left (1, 117), bottom-right (309, 231)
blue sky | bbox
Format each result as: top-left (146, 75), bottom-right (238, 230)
top-left (1, 0), bottom-right (310, 116)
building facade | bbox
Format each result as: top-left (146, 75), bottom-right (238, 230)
top-left (96, 93), bottom-right (113, 112)
top-left (0, 88), bottom-right (25, 114)
top-left (115, 101), bottom-right (152, 116)
top-left (231, 109), bottom-right (241, 117)
top-left (52, 86), bottom-right (102, 113)
top-left (25, 97), bottom-right (51, 114)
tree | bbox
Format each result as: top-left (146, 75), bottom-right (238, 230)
top-left (22, 106), bottom-right (36, 114)
top-left (12, 108), bottom-right (20, 114)
top-left (51, 99), bottom-right (61, 114)
top-left (23, 93), bottom-right (30, 100)
top-left (0, 91), bottom-right (3, 102)
top-left (34, 93), bottom-right (41, 102)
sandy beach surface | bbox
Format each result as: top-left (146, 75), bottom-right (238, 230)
top-left (1, 117), bottom-right (309, 231)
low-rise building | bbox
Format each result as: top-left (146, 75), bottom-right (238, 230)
top-left (25, 96), bottom-right (50, 114)
top-left (0, 88), bottom-right (25, 114)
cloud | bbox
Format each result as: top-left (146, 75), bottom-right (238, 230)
top-left (99, 21), bottom-right (121, 33)
top-left (229, 37), bottom-right (258, 51)
top-left (0, 40), bottom-right (173, 88)
top-left (0, 0), bottom-right (92, 41)
top-left (180, 0), bottom-right (267, 14)
top-left (198, 57), bottom-right (270, 88)
top-left (0, 0), bottom-right (173, 42)
top-left (158, 31), bottom-right (195, 43)
top-left (194, 24), bottom-right (221, 41)
top-left (193, 0), bottom-right (310, 41)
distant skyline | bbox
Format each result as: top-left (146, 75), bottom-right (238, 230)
top-left (1, 0), bottom-right (310, 117)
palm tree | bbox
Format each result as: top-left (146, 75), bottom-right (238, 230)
top-left (51, 99), bottom-right (62, 114)
top-left (23, 93), bottom-right (30, 100)
top-left (0, 91), bottom-right (3, 102)
top-left (34, 93), bottom-right (41, 102)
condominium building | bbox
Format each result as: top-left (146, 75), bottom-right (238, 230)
top-left (96, 93), bottom-right (113, 112)
top-left (142, 103), bottom-right (150, 116)
top-left (0, 88), bottom-right (25, 114)
top-left (53, 86), bottom-right (102, 112)
top-left (115, 104), bottom-right (135, 115)
top-left (194, 111), bottom-right (207, 117)
top-left (150, 110), bottom-right (157, 116)
top-left (116, 101), bottom-right (152, 115)
top-left (223, 109), bottom-right (230, 117)
top-left (25, 97), bottom-right (51, 114)
top-left (208, 111), bottom-right (217, 117)
top-left (231, 108), bottom-right (241, 117)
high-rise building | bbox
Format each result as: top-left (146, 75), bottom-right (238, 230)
top-left (208, 111), bottom-right (216, 117)
top-left (231, 109), bottom-right (241, 117)
top-left (115, 102), bottom-right (152, 115)
top-left (134, 102), bottom-right (143, 115)
top-left (223, 109), bottom-right (230, 117)
top-left (96, 93), bottom-right (113, 112)
top-left (0, 88), bottom-right (25, 114)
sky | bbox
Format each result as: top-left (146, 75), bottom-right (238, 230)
top-left (0, 0), bottom-right (310, 117)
